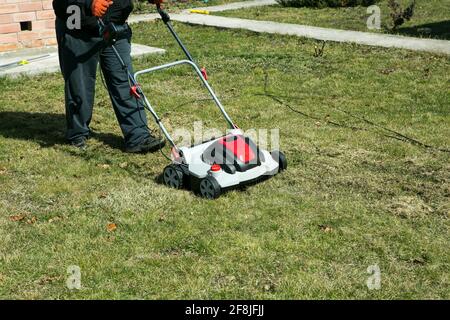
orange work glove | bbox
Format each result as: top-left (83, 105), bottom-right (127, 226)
top-left (91, 0), bottom-right (113, 18)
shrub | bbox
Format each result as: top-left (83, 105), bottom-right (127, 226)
top-left (387, 0), bottom-right (416, 30)
top-left (276, 0), bottom-right (379, 8)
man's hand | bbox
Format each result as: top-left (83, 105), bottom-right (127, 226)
top-left (92, 0), bottom-right (113, 17)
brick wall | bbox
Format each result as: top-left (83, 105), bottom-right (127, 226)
top-left (0, 0), bottom-right (56, 53)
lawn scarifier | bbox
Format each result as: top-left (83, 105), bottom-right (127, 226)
top-left (101, 5), bottom-right (287, 199)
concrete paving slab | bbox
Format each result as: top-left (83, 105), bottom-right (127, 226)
top-left (185, 0), bottom-right (277, 13)
top-left (168, 14), bottom-right (450, 56)
top-left (129, 0), bottom-right (277, 24)
top-left (0, 44), bottom-right (166, 78)
top-left (128, 13), bottom-right (160, 24)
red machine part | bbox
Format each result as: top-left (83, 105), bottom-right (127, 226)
top-left (130, 85), bottom-right (141, 99)
top-left (201, 67), bottom-right (208, 80)
top-left (220, 135), bottom-right (256, 164)
top-left (171, 147), bottom-right (182, 161)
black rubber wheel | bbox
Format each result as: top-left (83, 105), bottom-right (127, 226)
top-left (199, 176), bottom-right (222, 199)
top-left (163, 164), bottom-right (184, 189)
top-left (271, 150), bottom-right (288, 172)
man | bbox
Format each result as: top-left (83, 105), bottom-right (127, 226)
top-left (52, 0), bottom-right (165, 153)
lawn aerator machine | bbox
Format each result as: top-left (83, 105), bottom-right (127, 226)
top-left (103, 5), bottom-right (287, 199)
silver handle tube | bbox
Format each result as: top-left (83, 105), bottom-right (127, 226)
top-left (135, 60), bottom-right (235, 128)
top-left (135, 60), bottom-right (236, 150)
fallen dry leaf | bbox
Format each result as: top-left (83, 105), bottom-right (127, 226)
top-left (48, 216), bottom-right (62, 223)
top-left (380, 68), bottom-right (395, 75)
top-left (107, 223), bottom-right (117, 232)
top-left (119, 162), bottom-right (128, 169)
top-left (26, 217), bottom-right (37, 224)
top-left (412, 258), bottom-right (426, 265)
top-left (97, 164), bottom-right (111, 169)
top-left (9, 214), bottom-right (25, 222)
top-left (0, 167), bottom-right (7, 175)
top-left (319, 225), bottom-right (333, 233)
top-left (99, 192), bottom-right (108, 199)
top-left (263, 283), bottom-right (276, 292)
top-left (37, 275), bottom-right (61, 285)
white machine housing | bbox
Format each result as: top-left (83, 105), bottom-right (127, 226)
top-left (179, 129), bottom-right (280, 188)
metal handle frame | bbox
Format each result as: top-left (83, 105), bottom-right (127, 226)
top-left (134, 59), bottom-right (236, 151)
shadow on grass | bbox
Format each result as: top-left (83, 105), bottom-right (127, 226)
top-left (397, 20), bottom-right (450, 40)
top-left (0, 111), bottom-right (123, 150)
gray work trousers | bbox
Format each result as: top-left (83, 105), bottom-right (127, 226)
top-left (56, 18), bottom-right (150, 148)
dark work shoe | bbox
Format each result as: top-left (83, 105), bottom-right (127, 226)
top-left (70, 136), bottom-right (87, 150)
top-left (125, 136), bottom-right (166, 154)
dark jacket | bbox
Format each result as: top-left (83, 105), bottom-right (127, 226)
top-left (53, 0), bottom-right (134, 32)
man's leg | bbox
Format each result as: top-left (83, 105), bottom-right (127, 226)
top-left (99, 33), bottom-right (165, 152)
top-left (100, 35), bottom-right (149, 148)
top-left (56, 19), bottom-right (101, 145)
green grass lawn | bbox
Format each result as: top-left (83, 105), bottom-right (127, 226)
top-left (0, 20), bottom-right (449, 299)
top-left (216, 0), bottom-right (450, 40)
